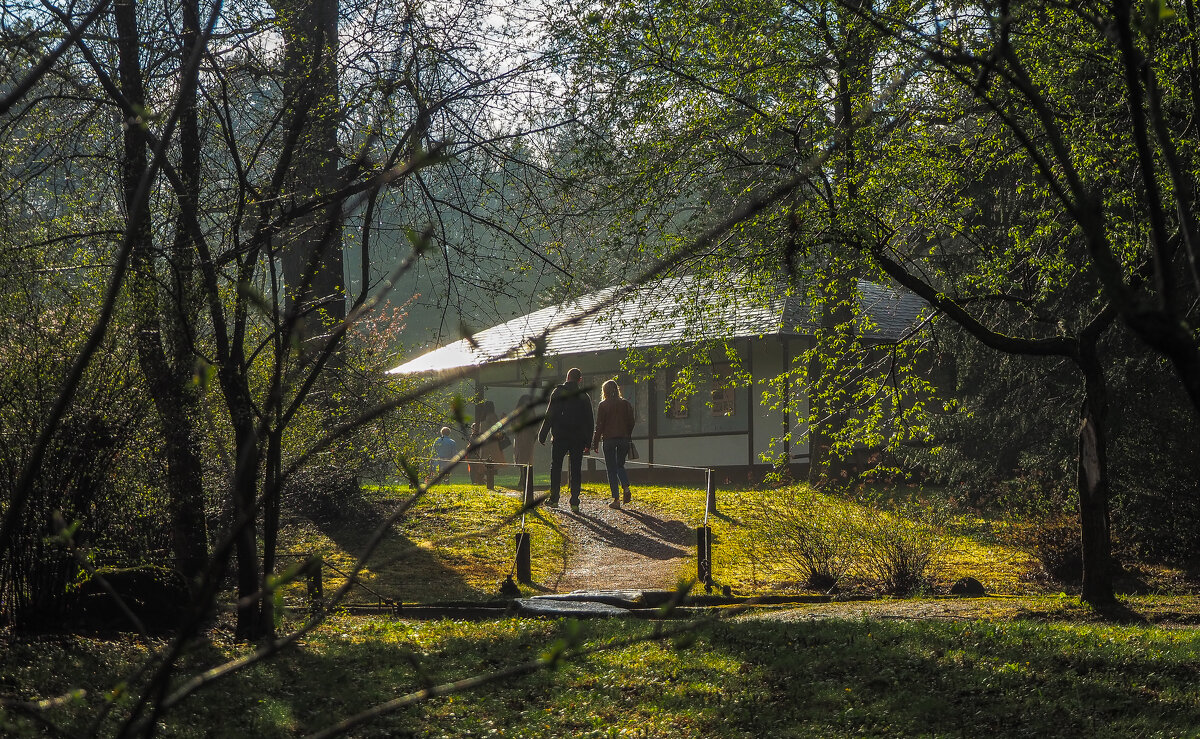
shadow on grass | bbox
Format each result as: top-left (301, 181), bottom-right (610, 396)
top-left (12, 612), bottom-right (1200, 738)
top-left (700, 616), bottom-right (1200, 737)
top-left (706, 509), bottom-right (743, 526)
top-left (303, 486), bottom-right (494, 605)
top-left (195, 617), bottom-right (1200, 736)
top-left (1092, 599), bottom-right (1151, 625)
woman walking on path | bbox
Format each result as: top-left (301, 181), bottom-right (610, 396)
top-left (593, 379), bottom-right (636, 509)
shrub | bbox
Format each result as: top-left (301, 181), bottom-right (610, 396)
top-left (1013, 514), bottom-right (1083, 583)
top-left (743, 488), bottom-right (856, 591)
top-left (855, 501), bottom-right (952, 595)
top-left (282, 465), bottom-right (367, 524)
top-left (70, 565), bottom-right (190, 631)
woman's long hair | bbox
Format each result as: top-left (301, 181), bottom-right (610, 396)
top-left (601, 379), bottom-right (621, 401)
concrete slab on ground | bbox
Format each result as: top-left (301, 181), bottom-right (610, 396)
top-left (529, 589), bottom-right (678, 609)
top-left (514, 598), bottom-right (632, 618)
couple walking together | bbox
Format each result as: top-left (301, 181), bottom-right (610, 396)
top-left (538, 368), bottom-right (635, 512)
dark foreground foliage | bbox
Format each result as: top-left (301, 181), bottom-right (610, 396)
top-left (3, 605), bottom-right (1199, 737)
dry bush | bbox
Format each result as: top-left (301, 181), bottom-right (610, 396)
top-left (855, 501), bottom-right (952, 595)
top-left (743, 488), bottom-right (857, 591)
top-left (1011, 514), bottom-right (1083, 584)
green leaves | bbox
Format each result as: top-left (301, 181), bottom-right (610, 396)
top-left (192, 358), bottom-right (217, 389)
top-left (1141, 0), bottom-right (1176, 30)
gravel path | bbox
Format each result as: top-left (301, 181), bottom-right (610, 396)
top-left (542, 494), bottom-right (693, 593)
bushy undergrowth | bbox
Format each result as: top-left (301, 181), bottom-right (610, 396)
top-left (1011, 513), bottom-right (1084, 584)
top-left (743, 488), bottom-right (856, 591)
top-left (855, 502), bottom-right (952, 595)
top-left (740, 489), bottom-right (952, 595)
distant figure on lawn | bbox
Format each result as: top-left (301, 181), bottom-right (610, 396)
top-left (432, 427), bottom-right (457, 477)
top-left (471, 399), bottom-right (507, 490)
top-left (514, 394), bottom-right (537, 492)
top-left (593, 379), bottom-right (636, 509)
top-left (538, 368), bottom-right (594, 511)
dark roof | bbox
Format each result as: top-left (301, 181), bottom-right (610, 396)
top-left (387, 274), bottom-right (926, 375)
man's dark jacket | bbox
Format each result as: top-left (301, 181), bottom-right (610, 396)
top-left (538, 382), bottom-right (594, 448)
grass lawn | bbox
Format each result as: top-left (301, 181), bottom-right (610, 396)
top-left (278, 483), bottom-right (571, 604)
top-left (575, 482), bottom-right (1043, 596)
top-left (5, 482), bottom-right (1200, 737)
top-left (280, 481), bottom-right (1049, 607)
top-left (276, 478), bottom-right (1200, 610)
top-left (4, 605), bottom-right (1200, 737)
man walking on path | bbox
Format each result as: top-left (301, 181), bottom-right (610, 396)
top-left (539, 368), bottom-right (594, 511)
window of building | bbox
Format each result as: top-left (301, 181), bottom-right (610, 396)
top-left (659, 368), bottom-right (689, 419)
top-left (656, 364), bottom-right (747, 436)
top-left (710, 365), bottom-right (736, 417)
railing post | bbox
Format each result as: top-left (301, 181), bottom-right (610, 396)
top-left (706, 469), bottom-right (717, 514)
top-left (514, 532), bottom-right (532, 583)
top-left (696, 526), bottom-right (712, 588)
top-left (523, 464), bottom-right (534, 506)
top-left (306, 555), bottom-right (324, 611)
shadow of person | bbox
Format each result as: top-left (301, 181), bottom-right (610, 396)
top-left (622, 509), bottom-right (694, 547)
top-left (570, 513), bottom-right (689, 560)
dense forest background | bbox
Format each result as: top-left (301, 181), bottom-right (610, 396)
top-left (2, 0), bottom-right (1200, 731)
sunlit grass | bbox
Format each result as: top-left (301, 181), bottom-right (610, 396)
top-left (279, 480), bottom-right (1042, 606)
top-left (940, 519), bottom-right (1035, 593)
top-left (278, 484), bottom-right (568, 604)
top-left (8, 608), bottom-right (1200, 737)
top-left (599, 482), bottom-right (1040, 595)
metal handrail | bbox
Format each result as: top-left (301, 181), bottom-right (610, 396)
top-left (322, 560), bottom-right (398, 607)
top-left (583, 452), bottom-right (715, 524)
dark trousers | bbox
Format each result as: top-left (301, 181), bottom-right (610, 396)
top-left (550, 439), bottom-right (585, 505)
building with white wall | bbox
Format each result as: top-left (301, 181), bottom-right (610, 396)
top-left (387, 274), bottom-right (925, 482)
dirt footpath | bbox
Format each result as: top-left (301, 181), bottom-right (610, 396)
top-left (543, 493), bottom-right (693, 592)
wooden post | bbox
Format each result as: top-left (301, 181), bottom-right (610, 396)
top-left (706, 469), bottom-right (717, 514)
top-left (515, 532), bottom-right (532, 583)
top-left (523, 464), bottom-right (534, 506)
top-left (306, 555), bottom-right (324, 610)
top-left (696, 526), bottom-right (712, 587)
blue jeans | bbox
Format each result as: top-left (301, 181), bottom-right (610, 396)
top-left (603, 438), bottom-right (631, 499)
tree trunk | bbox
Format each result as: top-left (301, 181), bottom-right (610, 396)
top-left (166, 0), bottom-right (210, 582)
top-left (229, 407), bottom-right (265, 641)
top-left (273, 0), bottom-right (345, 343)
top-left (806, 334), bottom-right (833, 484)
top-left (114, 0), bottom-right (208, 584)
top-left (260, 428), bottom-right (284, 638)
top-left (1076, 344), bottom-right (1115, 606)
top-left (807, 3), bottom-right (874, 486)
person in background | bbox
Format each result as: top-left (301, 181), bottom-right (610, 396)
top-left (592, 379), bottom-right (636, 508)
top-left (472, 399), bottom-right (507, 490)
top-left (514, 394), bottom-right (537, 494)
top-left (431, 427), bottom-right (458, 479)
top-left (538, 368), bottom-right (594, 512)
